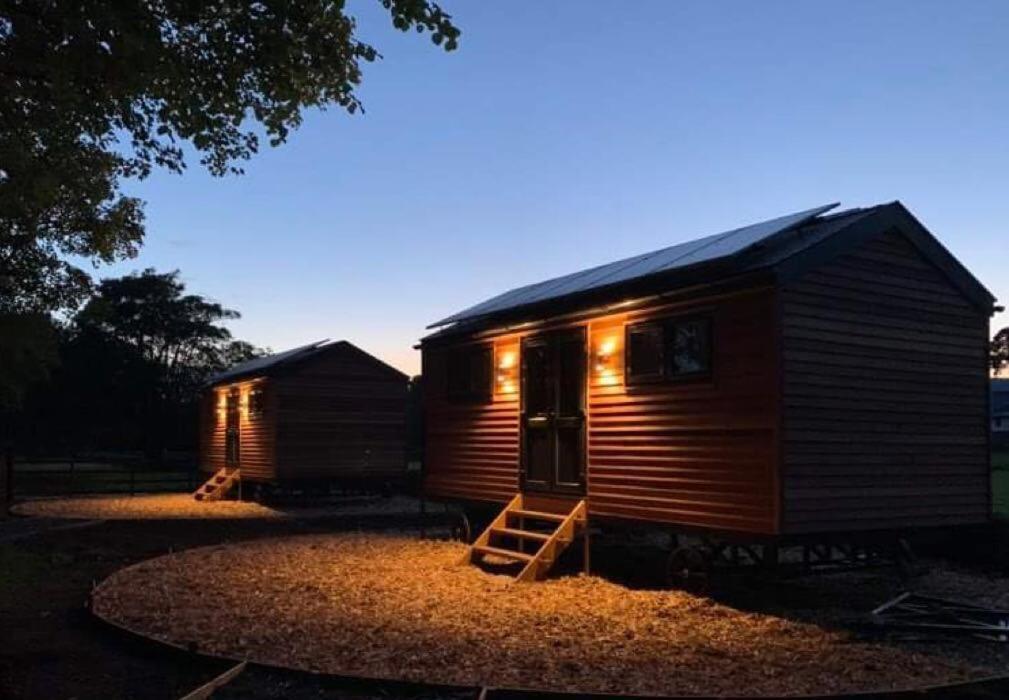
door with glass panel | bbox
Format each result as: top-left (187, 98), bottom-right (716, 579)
top-left (520, 328), bottom-right (586, 495)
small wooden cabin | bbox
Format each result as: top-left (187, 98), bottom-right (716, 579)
top-left (198, 340), bottom-right (408, 497)
top-left (420, 202), bottom-right (996, 541)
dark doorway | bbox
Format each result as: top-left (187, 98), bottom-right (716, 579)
top-left (225, 387), bottom-right (240, 468)
top-left (521, 328), bottom-right (586, 495)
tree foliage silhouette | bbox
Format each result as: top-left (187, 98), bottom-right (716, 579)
top-left (0, 0), bottom-right (460, 313)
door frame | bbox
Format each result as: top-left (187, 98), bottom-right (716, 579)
top-left (519, 326), bottom-right (587, 496)
top-left (225, 386), bottom-right (241, 468)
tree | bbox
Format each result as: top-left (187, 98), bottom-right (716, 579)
top-left (0, 314), bottom-right (57, 409)
top-left (993, 327), bottom-right (1009, 376)
top-left (69, 268), bottom-right (265, 458)
top-left (1, 1), bottom-right (461, 313)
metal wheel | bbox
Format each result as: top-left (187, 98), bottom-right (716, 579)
top-left (894, 537), bottom-right (921, 582)
top-left (450, 512), bottom-right (472, 543)
top-left (666, 545), bottom-right (712, 592)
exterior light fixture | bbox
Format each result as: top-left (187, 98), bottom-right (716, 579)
top-left (496, 349), bottom-right (518, 394)
top-left (595, 336), bottom-right (621, 386)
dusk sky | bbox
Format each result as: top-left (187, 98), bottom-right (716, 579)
top-left (105, 0), bottom-right (1008, 374)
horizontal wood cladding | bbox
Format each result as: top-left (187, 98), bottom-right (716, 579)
top-left (423, 287), bottom-right (781, 534)
top-left (271, 347), bottom-right (407, 480)
top-left (199, 378), bottom-right (276, 481)
top-left (586, 290), bottom-right (778, 534)
top-left (780, 229), bottom-right (990, 533)
top-left (424, 337), bottom-right (521, 503)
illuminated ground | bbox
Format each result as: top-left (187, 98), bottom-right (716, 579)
top-left (90, 533), bottom-right (989, 697)
top-left (12, 493), bottom-right (419, 520)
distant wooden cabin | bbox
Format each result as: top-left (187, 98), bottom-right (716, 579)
top-left (420, 202), bottom-right (996, 538)
top-left (198, 340), bottom-right (408, 497)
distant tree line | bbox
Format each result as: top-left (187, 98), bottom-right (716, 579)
top-left (993, 326), bottom-right (1009, 377)
top-left (5, 269), bottom-right (264, 463)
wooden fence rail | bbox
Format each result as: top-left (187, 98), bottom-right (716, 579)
top-left (11, 457), bottom-right (199, 499)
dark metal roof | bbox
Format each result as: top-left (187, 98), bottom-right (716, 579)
top-left (207, 339), bottom-right (410, 387)
top-left (429, 204), bottom-right (838, 329)
top-left (423, 201), bottom-right (996, 340)
top-left (206, 340), bottom-right (332, 386)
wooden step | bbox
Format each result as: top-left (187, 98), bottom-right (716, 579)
top-left (472, 545), bottom-right (534, 562)
top-left (509, 509), bottom-right (566, 522)
top-left (491, 527), bottom-right (550, 541)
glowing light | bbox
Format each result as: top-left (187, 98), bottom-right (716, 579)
top-left (594, 334), bottom-right (622, 386)
top-left (498, 351), bottom-right (516, 370)
top-left (496, 348), bottom-right (518, 394)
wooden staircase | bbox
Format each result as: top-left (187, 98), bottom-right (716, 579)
top-left (461, 494), bottom-right (588, 582)
top-left (194, 467), bottom-right (241, 501)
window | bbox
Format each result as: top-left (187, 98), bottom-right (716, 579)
top-left (248, 387), bottom-right (265, 418)
top-left (626, 316), bottom-right (712, 384)
top-left (446, 344), bottom-right (492, 402)
top-left (626, 323), bottom-right (664, 383)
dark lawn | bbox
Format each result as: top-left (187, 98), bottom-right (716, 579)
top-left (993, 450), bottom-right (1009, 519)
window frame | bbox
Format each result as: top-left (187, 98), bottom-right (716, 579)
top-left (625, 314), bottom-right (714, 386)
top-left (445, 343), bottom-right (493, 403)
top-left (248, 386), bottom-right (266, 419)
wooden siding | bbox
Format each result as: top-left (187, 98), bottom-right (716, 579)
top-left (423, 286), bottom-right (781, 534)
top-left (198, 378), bottom-right (276, 481)
top-left (424, 337), bottom-right (521, 502)
top-left (586, 289), bottom-right (779, 533)
top-left (272, 347), bottom-right (407, 480)
top-left (780, 229), bottom-right (991, 533)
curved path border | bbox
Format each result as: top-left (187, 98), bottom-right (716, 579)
top-left (86, 565), bottom-right (1009, 700)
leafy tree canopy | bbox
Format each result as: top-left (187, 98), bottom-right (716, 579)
top-left (76, 268), bottom-right (262, 396)
top-left (993, 327), bottom-right (1009, 376)
top-left (0, 0), bottom-right (460, 313)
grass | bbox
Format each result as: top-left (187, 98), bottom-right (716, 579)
top-left (13, 459), bottom-right (199, 497)
top-left (993, 449), bottom-right (1009, 472)
top-left (992, 450), bottom-right (1009, 519)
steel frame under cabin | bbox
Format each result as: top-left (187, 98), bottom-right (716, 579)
top-left (419, 202), bottom-right (998, 580)
top-left (199, 340), bottom-right (409, 499)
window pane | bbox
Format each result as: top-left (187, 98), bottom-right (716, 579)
top-left (669, 319), bottom-right (711, 375)
top-left (249, 388), bottom-right (265, 418)
top-left (447, 345), bottom-right (491, 401)
top-left (626, 323), bottom-right (663, 382)
top-left (523, 342), bottom-right (552, 415)
top-left (557, 335), bottom-right (584, 416)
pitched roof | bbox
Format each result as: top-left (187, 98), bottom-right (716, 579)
top-left (207, 340), bottom-right (332, 386)
top-left (424, 201), bottom-right (996, 337)
top-left (206, 340), bottom-right (408, 387)
top-left (429, 203), bottom-right (838, 329)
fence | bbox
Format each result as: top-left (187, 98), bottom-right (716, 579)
top-left (11, 455), bottom-right (200, 499)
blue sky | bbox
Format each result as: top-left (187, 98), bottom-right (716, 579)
top-left (107, 0), bottom-right (1008, 374)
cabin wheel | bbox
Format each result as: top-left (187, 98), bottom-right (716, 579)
top-left (450, 512), bottom-right (472, 543)
top-left (894, 537), bottom-right (921, 582)
top-left (666, 545), bottom-right (712, 591)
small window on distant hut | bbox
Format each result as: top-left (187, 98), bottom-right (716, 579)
top-left (626, 316), bottom-right (712, 384)
top-left (248, 387), bottom-right (265, 418)
top-left (446, 344), bottom-right (492, 402)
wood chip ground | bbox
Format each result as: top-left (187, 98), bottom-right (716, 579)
top-left (90, 533), bottom-right (992, 697)
top-left (12, 494), bottom-right (420, 520)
